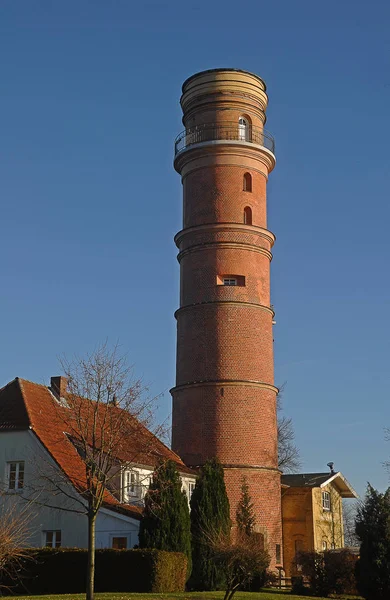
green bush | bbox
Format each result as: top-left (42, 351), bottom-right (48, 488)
top-left (0, 547), bottom-right (187, 595)
top-left (139, 460), bottom-right (192, 576)
top-left (296, 549), bottom-right (357, 597)
top-left (190, 458), bottom-right (231, 591)
top-left (355, 484), bottom-right (390, 600)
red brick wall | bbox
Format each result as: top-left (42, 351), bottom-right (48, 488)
top-left (183, 166), bottom-right (267, 228)
top-left (171, 70), bottom-right (282, 568)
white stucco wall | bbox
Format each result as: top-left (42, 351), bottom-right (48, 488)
top-left (0, 430), bottom-right (197, 550)
top-left (96, 508), bottom-right (140, 548)
top-left (0, 430), bottom-right (140, 549)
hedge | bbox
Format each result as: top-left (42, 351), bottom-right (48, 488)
top-left (0, 548), bottom-right (187, 595)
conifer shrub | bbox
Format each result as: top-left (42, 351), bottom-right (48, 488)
top-left (355, 484), bottom-right (390, 600)
top-left (236, 477), bottom-right (256, 538)
top-left (0, 548), bottom-right (187, 595)
top-left (189, 458), bottom-right (231, 590)
top-left (138, 459), bottom-right (192, 575)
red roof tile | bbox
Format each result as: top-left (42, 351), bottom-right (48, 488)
top-left (0, 377), bottom-right (194, 518)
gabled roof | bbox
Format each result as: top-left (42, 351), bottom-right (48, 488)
top-left (281, 472), bottom-right (357, 498)
top-left (0, 377), bottom-right (194, 519)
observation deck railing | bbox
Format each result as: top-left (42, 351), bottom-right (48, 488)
top-left (174, 122), bottom-right (275, 155)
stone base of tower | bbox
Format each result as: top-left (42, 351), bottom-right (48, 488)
top-left (224, 467), bottom-right (283, 570)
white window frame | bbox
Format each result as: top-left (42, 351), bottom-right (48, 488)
top-left (6, 461), bottom-right (25, 491)
top-left (223, 278), bottom-right (237, 286)
top-left (238, 116), bottom-right (250, 141)
top-left (123, 470), bottom-right (139, 501)
top-left (44, 530), bottom-right (62, 548)
top-left (188, 481), bottom-right (196, 499)
top-left (322, 491), bottom-right (331, 511)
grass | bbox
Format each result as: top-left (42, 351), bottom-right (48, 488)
top-left (9, 591), bottom-right (362, 600)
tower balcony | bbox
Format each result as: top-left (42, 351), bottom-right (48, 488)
top-left (174, 122), bottom-right (275, 156)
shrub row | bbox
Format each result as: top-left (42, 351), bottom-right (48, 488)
top-left (292, 549), bottom-right (358, 597)
top-left (0, 547), bottom-right (187, 595)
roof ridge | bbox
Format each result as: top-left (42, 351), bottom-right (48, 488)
top-left (18, 377), bottom-right (50, 389)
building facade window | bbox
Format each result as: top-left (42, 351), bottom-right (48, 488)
top-left (112, 536), bottom-right (128, 549)
top-left (217, 274), bottom-right (246, 287)
top-left (244, 206), bottom-right (252, 225)
top-left (275, 543), bottom-right (281, 564)
top-left (243, 172), bottom-right (252, 192)
top-left (322, 540), bottom-right (328, 551)
top-left (45, 530), bottom-right (61, 548)
top-left (123, 470), bottom-right (139, 501)
top-left (294, 538), bottom-right (304, 570)
top-left (223, 278), bottom-right (237, 286)
top-left (322, 491), bottom-right (331, 511)
top-left (188, 481), bottom-right (196, 498)
top-left (7, 461), bottom-right (24, 490)
top-left (238, 117), bottom-right (250, 141)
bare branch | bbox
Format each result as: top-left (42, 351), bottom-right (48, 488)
top-left (277, 384), bottom-right (301, 473)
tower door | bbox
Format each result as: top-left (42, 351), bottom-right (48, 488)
top-left (238, 117), bottom-right (249, 141)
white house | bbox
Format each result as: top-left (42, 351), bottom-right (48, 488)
top-left (0, 376), bottom-right (196, 550)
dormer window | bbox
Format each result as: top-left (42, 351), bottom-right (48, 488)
top-left (322, 491), bottom-right (331, 511)
top-left (123, 470), bottom-right (139, 502)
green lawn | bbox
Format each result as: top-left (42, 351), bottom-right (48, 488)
top-left (9, 591), bottom-right (362, 600)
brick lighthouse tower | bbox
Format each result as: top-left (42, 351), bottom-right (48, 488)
top-left (171, 69), bottom-right (282, 567)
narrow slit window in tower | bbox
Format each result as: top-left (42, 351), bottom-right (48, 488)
top-left (244, 206), bottom-right (252, 225)
top-left (243, 172), bottom-right (252, 192)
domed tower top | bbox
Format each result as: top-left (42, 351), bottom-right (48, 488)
top-left (180, 68), bottom-right (269, 128)
top-left (174, 68), bottom-right (275, 175)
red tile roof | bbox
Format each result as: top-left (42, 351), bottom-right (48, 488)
top-left (0, 377), bottom-right (194, 520)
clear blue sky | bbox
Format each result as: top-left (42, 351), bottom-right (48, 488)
top-left (1, 1), bottom-right (389, 498)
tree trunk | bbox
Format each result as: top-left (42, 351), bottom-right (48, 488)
top-left (86, 512), bottom-right (96, 600)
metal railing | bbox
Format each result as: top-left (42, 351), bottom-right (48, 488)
top-left (174, 122), bottom-right (275, 155)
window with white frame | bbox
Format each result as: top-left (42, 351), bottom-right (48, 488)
top-left (322, 491), bottom-right (331, 511)
top-left (123, 470), bottom-right (139, 501)
top-left (188, 481), bottom-right (196, 499)
top-left (44, 530), bottom-right (62, 548)
top-left (238, 116), bottom-right (250, 141)
top-left (6, 461), bottom-right (24, 490)
top-left (223, 278), bottom-right (237, 286)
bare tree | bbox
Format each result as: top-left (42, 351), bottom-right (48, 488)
top-left (0, 495), bottom-right (33, 588)
top-left (277, 385), bottom-right (301, 473)
top-left (211, 531), bottom-right (270, 600)
top-left (26, 342), bottom-right (163, 600)
top-left (343, 501), bottom-right (359, 547)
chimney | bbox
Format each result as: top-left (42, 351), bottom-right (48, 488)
top-left (50, 376), bottom-right (68, 399)
top-left (327, 461), bottom-right (335, 475)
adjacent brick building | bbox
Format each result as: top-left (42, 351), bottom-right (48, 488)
top-left (170, 68), bottom-right (282, 567)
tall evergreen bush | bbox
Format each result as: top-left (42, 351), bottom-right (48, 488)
top-left (189, 458), bottom-right (231, 590)
top-left (236, 477), bottom-right (256, 537)
top-left (355, 484), bottom-right (390, 600)
top-left (139, 460), bottom-right (191, 574)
